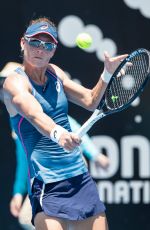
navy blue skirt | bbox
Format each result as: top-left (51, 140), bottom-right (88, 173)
top-left (29, 172), bottom-right (106, 225)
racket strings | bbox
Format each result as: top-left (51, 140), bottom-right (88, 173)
top-left (105, 52), bottom-right (149, 110)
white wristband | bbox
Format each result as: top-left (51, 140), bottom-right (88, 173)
top-left (101, 68), bottom-right (112, 83)
top-left (50, 125), bottom-right (67, 143)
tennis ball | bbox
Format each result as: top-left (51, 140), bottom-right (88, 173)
top-left (76, 33), bottom-right (92, 49)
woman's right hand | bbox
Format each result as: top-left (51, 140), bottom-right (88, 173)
top-left (59, 132), bottom-right (81, 151)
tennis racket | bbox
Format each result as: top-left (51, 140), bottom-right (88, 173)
top-left (76, 48), bottom-right (150, 138)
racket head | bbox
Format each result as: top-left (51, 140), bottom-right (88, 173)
top-left (102, 48), bottom-right (150, 113)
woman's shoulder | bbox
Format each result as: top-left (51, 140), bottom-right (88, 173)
top-left (4, 70), bottom-right (30, 91)
top-left (47, 63), bottom-right (67, 82)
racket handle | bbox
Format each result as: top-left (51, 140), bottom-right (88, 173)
top-left (76, 109), bottom-right (102, 138)
top-left (76, 124), bottom-right (93, 138)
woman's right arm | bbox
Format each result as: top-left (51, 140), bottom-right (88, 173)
top-left (3, 74), bottom-right (80, 151)
top-left (3, 74), bottom-right (57, 136)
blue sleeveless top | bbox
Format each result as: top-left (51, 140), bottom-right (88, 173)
top-left (10, 67), bottom-right (87, 193)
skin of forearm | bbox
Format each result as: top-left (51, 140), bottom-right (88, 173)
top-left (12, 95), bottom-right (57, 138)
top-left (90, 78), bottom-right (107, 110)
top-left (25, 111), bottom-right (56, 138)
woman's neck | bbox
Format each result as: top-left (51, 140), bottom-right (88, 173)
top-left (23, 62), bottom-right (48, 85)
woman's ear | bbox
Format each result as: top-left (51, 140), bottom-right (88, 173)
top-left (20, 37), bottom-right (25, 51)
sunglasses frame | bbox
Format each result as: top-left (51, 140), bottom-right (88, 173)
top-left (24, 37), bottom-right (57, 51)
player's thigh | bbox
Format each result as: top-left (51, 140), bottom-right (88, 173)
top-left (68, 213), bottom-right (109, 230)
top-left (34, 212), bottom-right (68, 230)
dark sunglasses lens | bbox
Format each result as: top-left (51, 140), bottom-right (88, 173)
top-left (44, 43), bottom-right (56, 51)
top-left (29, 40), bottom-right (41, 48)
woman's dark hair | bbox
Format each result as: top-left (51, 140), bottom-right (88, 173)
top-left (28, 17), bottom-right (56, 28)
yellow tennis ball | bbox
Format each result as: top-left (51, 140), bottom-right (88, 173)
top-left (76, 33), bottom-right (92, 49)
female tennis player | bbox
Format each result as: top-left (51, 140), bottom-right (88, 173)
top-left (3, 17), bottom-right (127, 230)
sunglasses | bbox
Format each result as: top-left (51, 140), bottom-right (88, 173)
top-left (24, 37), bottom-right (57, 51)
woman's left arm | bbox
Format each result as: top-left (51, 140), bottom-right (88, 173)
top-left (51, 52), bottom-right (128, 111)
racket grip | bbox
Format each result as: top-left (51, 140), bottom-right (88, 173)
top-left (76, 110), bottom-right (101, 138)
top-left (76, 125), bottom-right (92, 138)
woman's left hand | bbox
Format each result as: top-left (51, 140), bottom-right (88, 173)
top-left (104, 51), bottom-right (128, 74)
